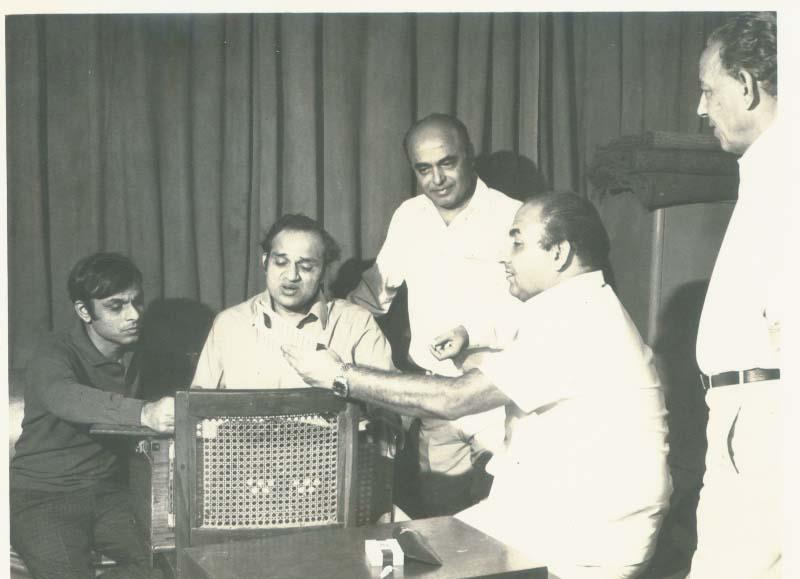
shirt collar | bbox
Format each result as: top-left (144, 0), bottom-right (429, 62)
top-left (735, 118), bottom-right (786, 209)
top-left (419, 176), bottom-right (490, 224)
top-left (457, 177), bottom-right (491, 220)
top-left (255, 291), bottom-right (330, 330)
top-left (737, 118), bottom-right (780, 177)
top-left (522, 270), bottom-right (607, 313)
top-left (69, 320), bottom-right (134, 367)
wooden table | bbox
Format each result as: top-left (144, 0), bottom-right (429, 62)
top-left (179, 516), bottom-right (547, 578)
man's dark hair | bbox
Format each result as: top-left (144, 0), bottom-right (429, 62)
top-left (708, 11), bottom-right (777, 97)
top-left (260, 214), bottom-right (341, 267)
top-left (531, 191), bottom-right (611, 273)
top-left (67, 252), bottom-right (143, 313)
top-left (402, 113), bottom-right (476, 164)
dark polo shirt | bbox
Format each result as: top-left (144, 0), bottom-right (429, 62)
top-left (11, 322), bottom-right (145, 492)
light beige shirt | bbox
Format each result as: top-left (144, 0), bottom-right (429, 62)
top-left (192, 293), bottom-right (393, 389)
top-left (696, 121), bottom-right (785, 375)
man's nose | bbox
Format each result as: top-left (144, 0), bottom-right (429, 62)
top-left (286, 264), bottom-right (301, 280)
top-left (127, 304), bottom-right (142, 321)
top-left (697, 94), bottom-right (708, 118)
top-left (431, 167), bottom-right (445, 185)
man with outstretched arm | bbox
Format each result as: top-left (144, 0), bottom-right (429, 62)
top-left (285, 192), bottom-right (672, 579)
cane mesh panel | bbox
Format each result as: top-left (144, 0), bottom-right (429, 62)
top-left (197, 414), bottom-right (340, 529)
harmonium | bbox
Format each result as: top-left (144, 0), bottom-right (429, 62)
top-left (91, 389), bottom-right (399, 564)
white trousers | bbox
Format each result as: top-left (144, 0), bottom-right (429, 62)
top-left (688, 380), bottom-right (784, 579)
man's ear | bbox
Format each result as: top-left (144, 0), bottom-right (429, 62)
top-left (552, 240), bottom-right (573, 272)
top-left (321, 263), bottom-right (335, 299)
top-left (261, 252), bottom-right (269, 270)
top-left (74, 300), bottom-right (92, 323)
top-left (739, 69), bottom-right (759, 110)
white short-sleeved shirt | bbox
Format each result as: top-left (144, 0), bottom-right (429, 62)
top-left (350, 178), bottom-right (522, 376)
top-left (696, 121), bottom-right (785, 375)
top-left (469, 271), bottom-right (672, 568)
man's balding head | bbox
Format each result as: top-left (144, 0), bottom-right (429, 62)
top-left (403, 113), bottom-right (475, 165)
top-left (403, 114), bottom-right (477, 221)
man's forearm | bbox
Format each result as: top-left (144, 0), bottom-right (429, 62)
top-left (34, 376), bottom-right (145, 426)
top-left (345, 366), bottom-right (455, 419)
top-left (281, 344), bottom-right (509, 418)
top-left (345, 366), bottom-right (506, 421)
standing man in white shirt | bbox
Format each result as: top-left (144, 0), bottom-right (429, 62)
top-left (349, 113), bottom-right (522, 514)
top-left (285, 192), bottom-right (672, 579)
top-left (691, 12), bottom-right (784, 579)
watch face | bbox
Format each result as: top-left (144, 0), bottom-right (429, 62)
top-left (332, 378), bottom-right (348, 398)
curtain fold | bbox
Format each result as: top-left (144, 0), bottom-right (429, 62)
top-left (7, 12), bottom-right (726, 368)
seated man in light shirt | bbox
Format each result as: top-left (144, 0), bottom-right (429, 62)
top-left (192, 213), bottom-right (394, 389)
top-left (283, 192), bottom-right (672, 579)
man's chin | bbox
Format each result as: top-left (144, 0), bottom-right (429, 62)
top-left (275, 298), bottom-right (312, 315)
top-left (508, 285), bottom-right (533, 302)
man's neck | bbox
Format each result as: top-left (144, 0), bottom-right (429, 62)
top-left (552, 263), bottom-right (596, 289)
top-left (85, 325), bottom-right (127, 362)
top-left (741, 102), bottom-right (778, 155)
top-left (268, 293), bottom-right (320, 324)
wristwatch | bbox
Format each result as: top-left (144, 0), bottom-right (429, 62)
top-left (332, 363), bottom-right (353, 399)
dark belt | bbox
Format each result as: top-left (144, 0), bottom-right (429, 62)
top-left (700, 367), bottom-right (780, 390)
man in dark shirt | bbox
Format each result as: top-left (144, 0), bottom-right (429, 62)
top-left (10, 252), bottom-right (173, 579)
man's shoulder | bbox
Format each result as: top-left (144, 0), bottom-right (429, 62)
top-left (482, 185), bottom-right (523, 213)
top-left (212, 296), bottom-right (259, 328)
top-left (32, 328), bottom-right (79, 362)
top-left (391, 195), bottom-right (429, 220)
top-left (27, 327), bottom-right (90, 379)
top-left (328, 298), bottom-right (377, 326)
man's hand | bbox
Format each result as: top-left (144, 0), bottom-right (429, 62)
top-left (429, 325), bottom-right (469, 361)
top-left (282, 345), bottom-right (343, 389)
top-left (140, 396), bottom-right (175, 433)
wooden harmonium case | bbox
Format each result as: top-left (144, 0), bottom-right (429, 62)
top-left (88, 424), bottom-right (176, 557)
top-left (131, 436), bottom-right (176, 554)
top-left (174, 389), bottom-right (399, 551)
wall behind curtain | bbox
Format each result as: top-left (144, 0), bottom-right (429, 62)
top-left (6, 12), bottom-right (725, 368)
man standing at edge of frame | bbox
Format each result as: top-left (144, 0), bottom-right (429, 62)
top-left (690, 12), bottom-right (785, 579)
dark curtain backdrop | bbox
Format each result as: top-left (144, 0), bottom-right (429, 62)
top-left (7, 12), bottom-right (725, 368)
